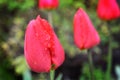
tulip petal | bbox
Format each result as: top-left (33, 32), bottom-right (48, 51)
top-left (51, 33), bottom-right (65, 69)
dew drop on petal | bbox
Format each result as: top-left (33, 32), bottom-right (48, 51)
top-left (34, 62), bottom-right (37, 65)
top-left (35, 33), bottom-right (39, 37)
top-left (46, 35), bottom-right (51, 41)
top-left (45, 48), bottom-right (47, 50)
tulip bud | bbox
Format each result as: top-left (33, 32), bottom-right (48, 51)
top-left (73, 8), bottom-right (100, 50)
top-left (24, 15), bottom-right (64, 72)
top-left (97, 0), bottom-right (119, 20)
top-left (38, 0), bottom-right (59, 10)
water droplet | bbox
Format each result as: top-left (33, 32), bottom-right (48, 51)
top-left (48, 43), bottom-right (51, 48)
top-left (45, 48), bottom-right (47, 50)
top-left (35, 33), bottom-right (39, 37)
top-left (46, 36), bottom-right (50, 41)
top-left (34, 62), bottom-right (37, 65)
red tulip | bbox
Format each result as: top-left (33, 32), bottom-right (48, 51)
top-left (73, 8), bottom-right (100, 50)
top-left (24, 15), bottom-right (64, 72)
top-left (97, 0), bottom-right (119, 20)
top-left (38, 0), bottom-right (59, 10)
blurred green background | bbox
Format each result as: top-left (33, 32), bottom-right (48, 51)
top-left (0, 0), bottom-right (120, 80)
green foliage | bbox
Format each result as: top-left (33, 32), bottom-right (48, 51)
top-left (94, 68), bottom-right (104, 79)
top-left (0, 0), bottom-right (5, 4)
top-left (59, 0), bottom-right (85, 9)
top-left (79, 64), bottom-right (90, 80)
top-left (111, 26), bottom-right (120, 33)
top-left (73, 0), bottom-right (86, 9)
top-left (59, 0), bottom-right (73, 8)
top-left (12, 56), bottom-right (28, 74)
top-left (99, 25), bottom-right (110, 44)
top-left (0, 55), bottom-right (16, 80)
top-left (79, 64), bottom-right (105, 80)
top-left (0, 0), bottom-right (35, 11)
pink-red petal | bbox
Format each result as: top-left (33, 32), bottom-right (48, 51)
top-left (74, 8), bottom-right (100, 50)
top-left (39, 0), bottom-right (59, 10)
top-left (24, 20), bottom-right (51, 72)
top-left (97, 0), bottom-right (119, 20)
top-left (24, 15), bottom-right (64, 72)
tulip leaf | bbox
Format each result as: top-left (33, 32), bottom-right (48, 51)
top-left (23, 69), bottom-right (32, 80)
top-left (56, 73), bottom-right (63, 80)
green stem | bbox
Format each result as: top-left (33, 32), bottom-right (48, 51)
top-left (50, 69), bottom-right (55, 80)
top-left (87, 51), bottom-right (94, 80)
top-left (106, 35), bottom-right (112, 80)
top-left (105, 21), bottom-right (113, 80)
top-left (48, 11), bottom-right (53, 27)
